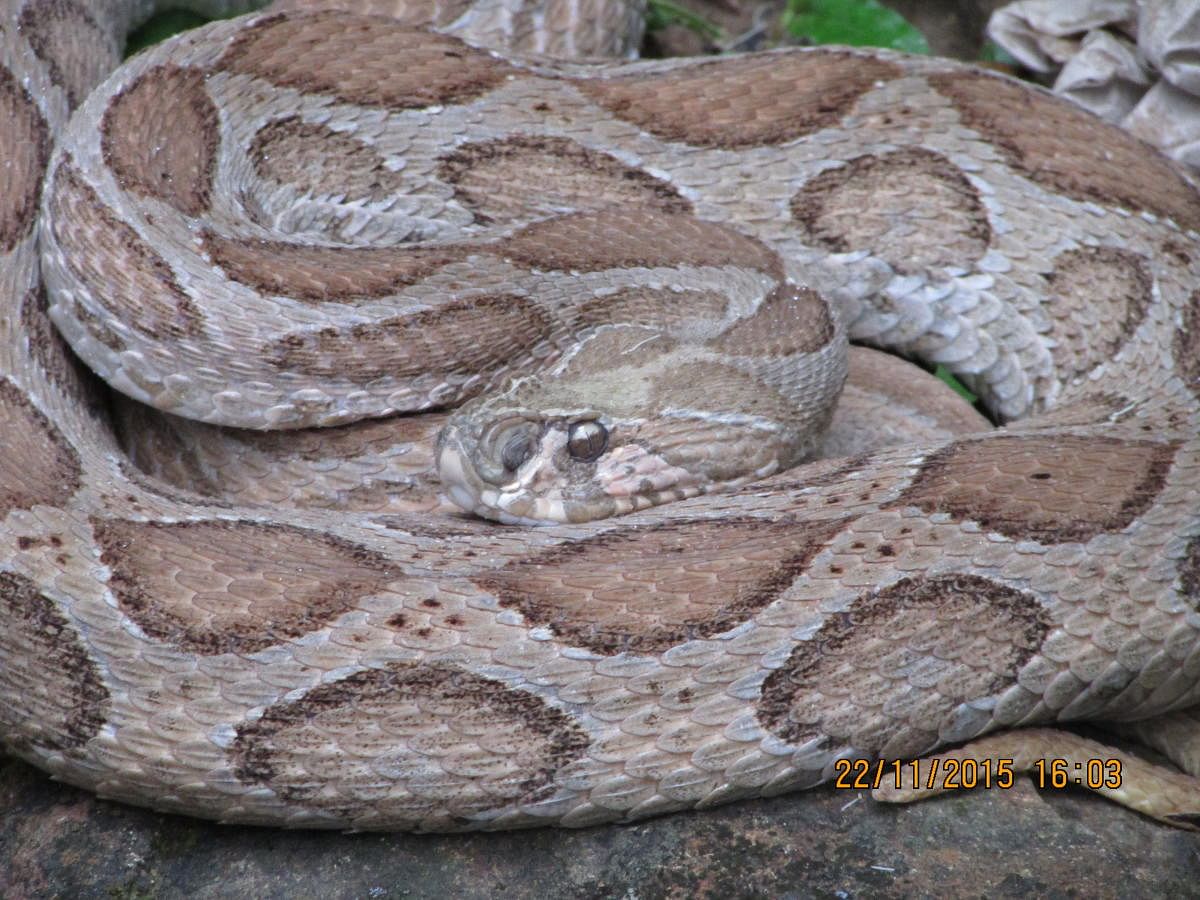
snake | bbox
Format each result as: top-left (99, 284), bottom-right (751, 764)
top-left (2, 0), bottom-right (1200, 833)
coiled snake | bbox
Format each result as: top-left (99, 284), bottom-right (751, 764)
top-left (2, 0), bottom-right (1200, 830)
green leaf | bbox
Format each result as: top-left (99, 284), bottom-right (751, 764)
top-left (646, 0), bottom-right (722, 40)
top-left (935, 365), bottom-right (978, 404)
top-left (784, 0), bottom-right (930, 54)
top-left (979, 40), bottom-right (1020, 66)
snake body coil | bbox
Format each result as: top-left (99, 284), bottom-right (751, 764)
top-left (2, 1), bottom-right (1200, 831)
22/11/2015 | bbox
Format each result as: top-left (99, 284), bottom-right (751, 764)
top-left (833, 756), bottom-right (1124, 791)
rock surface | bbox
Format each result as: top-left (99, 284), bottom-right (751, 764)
top-left (3, 751), bottom-right (1199, 898)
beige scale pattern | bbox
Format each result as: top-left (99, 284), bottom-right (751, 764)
top-left (2, 0), bottom-right (1200, 831)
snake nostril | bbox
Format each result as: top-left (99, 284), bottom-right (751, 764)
top-left (500, 431), bottom-right (536, 472)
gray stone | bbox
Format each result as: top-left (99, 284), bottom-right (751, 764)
top-left (3, 752), bottom-right (1198, 899)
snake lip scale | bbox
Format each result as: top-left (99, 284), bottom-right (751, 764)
top-left (1, 0), bottom-right (1200, 832)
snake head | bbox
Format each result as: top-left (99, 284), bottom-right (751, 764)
top-left (437, 405), bottom-right (638, 524)
top-left (436, 318), bottom-right (846, 524)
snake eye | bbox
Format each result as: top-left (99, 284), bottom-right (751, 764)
top-left (500, 431), bottom-right (536, 472)
top-left (567, 420), bottom-right (608, 462)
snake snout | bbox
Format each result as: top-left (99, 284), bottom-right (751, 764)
top-left (435, 413), bottom-right (543, 508)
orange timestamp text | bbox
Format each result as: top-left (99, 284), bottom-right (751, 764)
top-left (833, 757), bottom-right (1123, 791)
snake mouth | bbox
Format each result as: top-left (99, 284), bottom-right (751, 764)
top-left (435, 434), bottom-right (486, 516)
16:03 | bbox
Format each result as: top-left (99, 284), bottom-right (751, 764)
top-left (1034, 758), bottom-right (1123, 789)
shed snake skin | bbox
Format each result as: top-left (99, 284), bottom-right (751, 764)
top-left (3, 0), bottom-right (1200, 832)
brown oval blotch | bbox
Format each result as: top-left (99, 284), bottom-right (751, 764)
top-left (249, 116), bottom-right (408, 205)
top-left (757, 573), bottom-right (1051, 757)
top-left (475, 516), bottom-right (849, 656)
top-left (1042, 246), bottom-right (1153, 381)
top-left (576, 285), bottom-right (729, 332)
top-left (101, 65), bottom-right (218, 217)
top-left (893, 434), bottom-right (1179, 544)
top-left (500, 207), bottom-right (782, 277)
top-left (19, 287), bottom-right (108, 415)
top-left (0, 572), bottom-right (110, 754)
top-left (576, 50), bottom-right (899, 149)
top-left (48, 160), bottom-right (203, 339)
top-left (266, 293), bottom-right (552, 385)
top-left (0, 378), bottom-right (83, 517)
top-left (201, 230), bottom-right (463, 303)
top-left (438, 134), bottom-right (691, 225)
top-left (710, 284), bottom-right (836, 357)
top-left (20, 0), bottom-right (120, 110)
top-left (931, 70), bottom-right (1200, 232)
top-left (231, 661), bottom-right (590, 828)
top-left (791, 148), bottom-right (991, 273)
top-left (0, 65), bottom-right (51, 252)
top-left (114, 403), bottom-right (224, 501)
top-left (93, 519), bottom-right (399, 655)
top-left (217, 11), bottom-right (514, 110)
